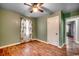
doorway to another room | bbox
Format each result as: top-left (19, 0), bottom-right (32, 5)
top-left (66, 16), bottom-right (79, 56)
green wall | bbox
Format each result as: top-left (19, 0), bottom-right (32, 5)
top-left (63, 11), bottom-right (79, 43)
top-left (59, 11), bottom-right (79, 46)
top-left (36, 12), bottom-right (65, 47)
top-left (1, 8), bottom-right (78, 47)
top-left (37, 16), bottom-right (47, 41)
top-left (0, 9), bottom-right (36, 46)
top-left (64, 11), bottom-right (79, 18)
top-left (32, 18), bottom-right (37, 38)
top-left (59, 12), bottom-right (65, 46)
top-left (0, 9), bottom-right (21, 46)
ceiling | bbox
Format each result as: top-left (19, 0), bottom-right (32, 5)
top-left (0, 3), bottom-right (79, 18)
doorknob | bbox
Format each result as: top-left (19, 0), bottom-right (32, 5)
top-left (56, 33), bottom-right (58, 35)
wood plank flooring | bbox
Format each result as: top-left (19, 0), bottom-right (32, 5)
top-left (0, 40), bottom-right (67, 56)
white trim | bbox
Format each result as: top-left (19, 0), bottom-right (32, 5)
top-left (66, 15), bottom-right (79, 20)
top-left (0, 42), bottom-right (22, 49)
top-left (0, 39), bottom-right (64, 49)
top-left (66, 16), bottom-right (79, 44)
top-left (59, 43), bottom-right (65, 48)
top-left (0, 39), bottom-right (32, 49)
top-left (32, 39), bottom-right (65, 48)
top-left (65, 16), bottom-right (79, 55)
top-left (75, 19), bottom-right (79, 44)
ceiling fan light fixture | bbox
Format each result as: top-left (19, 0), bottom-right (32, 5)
top-left (24, 3), bottom-right (44, 13)
top-left (32, 7), bottom-right (38, 12)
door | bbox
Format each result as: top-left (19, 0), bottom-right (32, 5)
top-left (47, 15), bottom-right (59, 46)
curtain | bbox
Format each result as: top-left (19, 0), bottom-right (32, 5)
top-left (21, 18), bottom-right (32, 40)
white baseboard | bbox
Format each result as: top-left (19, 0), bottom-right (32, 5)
top-left (0, 39), bottom-right (32, 49)
top-left (32, 39), bottom-right (65, 48)
top-left (58, 43), bottom-right (65, 48)
top-left (0, 42), bottom-right (22, 49)
top-left (0, 39), bottom-right (65, 49)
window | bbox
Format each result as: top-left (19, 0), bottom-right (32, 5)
top-left (21, 18), bottom-right (32, 40)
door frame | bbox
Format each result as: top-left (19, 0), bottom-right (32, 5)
top-left (65, 16), bottom-right (79, 48)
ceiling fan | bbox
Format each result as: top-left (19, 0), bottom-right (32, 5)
top-left (24, 3), bottom-right (44, 13)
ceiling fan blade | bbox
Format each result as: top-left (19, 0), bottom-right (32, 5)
top-left (38, 9), bottom-right (43, 12)
top-left (27, 7), bottom-right (33, 13)
top-left (24, 3), bottom-right (32, 7)
top-left (38, 3), bottom-right (43, 6)
top-left (30, 10), bottom-right (33, 13)
top-left (41, 6), bottom-right (53, 15)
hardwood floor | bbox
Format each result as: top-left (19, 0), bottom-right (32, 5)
top-left (0, 40), bottom-right (67, 56)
